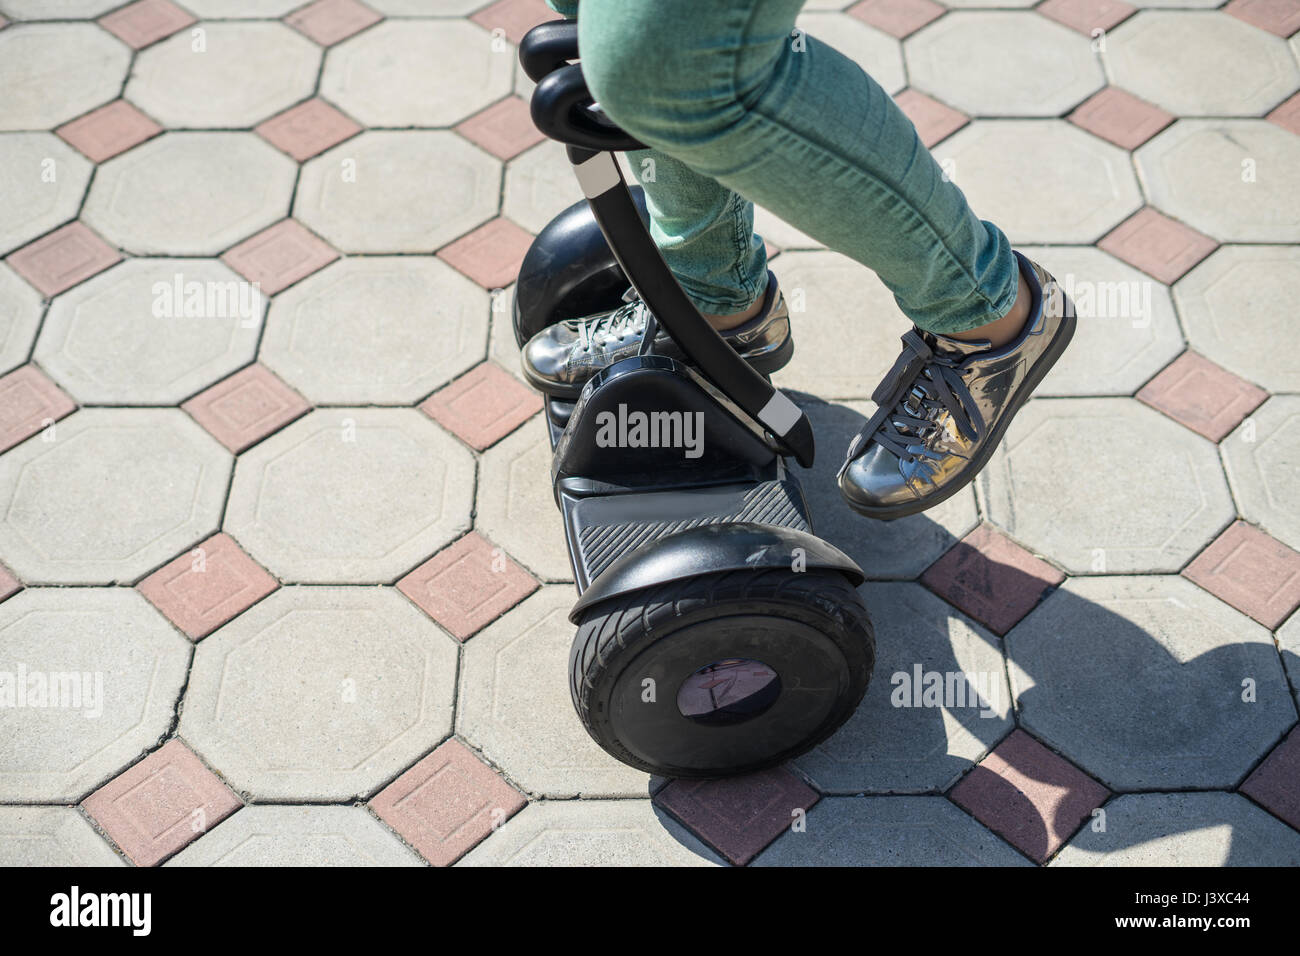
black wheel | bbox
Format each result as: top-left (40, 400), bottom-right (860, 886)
top-left (570, 568), bottom-right (874, 778)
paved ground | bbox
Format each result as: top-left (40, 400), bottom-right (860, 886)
top-left (0, 0), bottom-right (1298, 868)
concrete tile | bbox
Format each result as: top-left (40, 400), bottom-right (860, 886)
top-left (220, 220), bottom-right (338, 296)
top-left (166, 805), bottom-right (422, 866)
top-left (754, 206), bottom-right (823, 251)
top-left (1281, 613), bottom-right (1300, 714)
top-left (0, 565), bottom-right (19, 603)
top-left (0, 588), bottom-right (191, 801)
top-left (1136, 119), bottom-right (1300, 242)
top-left (0, 365), bottom-right (76, 454)
top-left (1241, 727), bottom-right (1300, 831)
top-left (136, 532), bottom-right (278, 640)
top-left (1183, 521), bottom-right (1300, 630)
top-left (286, 0), bottom-right (382, 46)
top-left (84, 132), bottom-right (296, 256)
top-left (1137, 351), bottom-right (1267, 442)
top-left (1007, 575), bottom-right (1296, 790)
top-left (370, 738), bottom-right (527, 866)
top-left (366, 0), bottom-right (483, 11)
top-left (933, 120), bottom-right (1142, 243)
top-left (180, 586), bottom-right (458, 800)
top-left (420, 362), bottom-right (540, 451)
top-left (906, 13), bottom-right (1103, 116)
top-left (459, 799), bottom-right (724, 866)
top-left (6, 222), bottom-right (121, 299)
top-left (1097, 207), bottom-right (1216, 285)
top-left (56, 100), bottom-right (162, 163)
top-left (0, 24), bottom-right (129, 131)
top-left (754, 796), bottom-right (1031, 865)
top-left (261, 256), bottom-right (488, 404)
top-left (171, 0), bottom-right (305, 16)
top-left (97, 0), bottom-right (194, 50)
top-left (0, 133), bottom-right (92, 257)
top-left (848, 0), bottom-right (944, 39)
top-left (1052, 792), bottom-right (1300, 865)
top-left (1267, 91), bottom-right (1300, 135)
top-left (0, 408), bottom-right (231, 585)
top-left (321, 20), bottom-right (512, 127)
top-left (2, 0), bottom-right (122, 16)
top-left (1036, 0), bottom-right (1136, 34)
top-left (1226, 0), bottom-right (1300, 39)
top-left (469, 0), bottom-right (557, 46)
top-left (977, 397), bottom-right (1235, 574)
top-left (397, 532), bottom-right (538, 641)
top-left (1222, 396), bottom-right (1300, 552)
top-left (0, 807), bottom-right (123, 866)
top-left (81, 739), bottom-right (241, 867)
top-left (456, 96), bottom-right (546, 161)
top-left (892, 89), bottom-right (969, 148)
top-left (949, 729), bottom-right (1109, 864)
top-left (456, 587), bottom-right (648, 797)
top-left (1067, 87), bottom-right (1173, 150)
top-left (793, 582), bottom-right (1012, 794)
top-left (0, 263), bottom-right (42, 375)
top-left (1175, 245), bottom-right (1300, 393)
top-left (36, 258), bottom-right (261, 404)
top-left (437, 216), bottom-right (534, 291)
top-left (799, 12), bottom-right (905, 95)
top-left (488, 293), bottom-right (525, 384)
top-left (223, 408), bottom-right (474, 583)
top-left (296, 131), bottom-right (500, 254)
top-left (255, 99), bottom-right (361, 163)
top-left (181, 364), bottom-right (310, 453)
top-left (503, 140), bottom-right (585, 236)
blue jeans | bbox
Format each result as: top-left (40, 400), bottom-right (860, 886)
top-left (543, 0), bottom-right (1018, 333)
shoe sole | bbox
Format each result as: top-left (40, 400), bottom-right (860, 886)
top-left (841, 303), bottom-right (1077, 522)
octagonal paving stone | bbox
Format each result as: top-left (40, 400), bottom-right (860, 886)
top-left (1007, 575), bottom-right (1296, 792)
top-left (181, 586), bottom-right (458, 801)
top-left (798, 12), bottom-right (905, 96)
top-left (905, 13), bottom-right (1103, 117)
top-left (127, 21), bottom-right (321, 129)
top-left (1176, 245), bottom-right (1300, 393)
top-left (792, 582), bottom-right (1012, 794)
top-left (977, 398), bottom-right (1234, 574)
top-left (261, 256), bottom-right (488, 405)
top-left (0, 24), bottom-right (129, 131)
top-left (474, 414), bottom-right (572, 582)
top-left (0, 807), bottom-right (124, 866)
top-left (1104, 12), bottom-right (1299, 118)
top-left (933, 121), bottom-right (1142, 244)
top-left (0, 133), bottom-right (92, 256)
top-left (36, 258), bottom-right (263, 405)
top-left (1222, 396), bottom-right (1300, 553)
top-left (1052, 793), bottom-right (1300, 866)
top-left (456, 586), bottom-right (647, 798)
top-left (0, 587), bottom-right (191, 802)
top-left (1279, 611), bottom-right (1300, 714)
top-left (1023, 246), bottom-right (1182, 397)
top-left (172, 0), bottom-right (305, 15)
top-left (83, 132), bottom-right (296, 256)
top-left (1136, 120), bottom-right (1300, 243)
top-left (223, 407), bottom-right (474, 583)
top-left (296, 131), bottom-right (500, 254)
top-left (753, 797), bottom-right (1031, 866)
top-left (502, 139), bottom-right (585, 236)
top-left (0, 408), bottom-right (232, 585)
top-left (321, 20), bottom-right (512, 128)
top-left (0, 0), bottom-right (126, 15)
top-left (0, 263), bottom-right (43, 375)
top-left (166, 806), bottom-right (423, 866)
top-left (459, 800), bottom-right (723, 867)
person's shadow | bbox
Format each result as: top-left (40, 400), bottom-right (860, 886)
top-left (650, 395), bottom-right (1300, 866)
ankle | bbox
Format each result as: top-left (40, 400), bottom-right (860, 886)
top-left (703, 294), bottom-right (764, 331)
top-left (946, 271), bottom-right (1031, 348)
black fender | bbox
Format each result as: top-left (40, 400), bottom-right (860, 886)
top-left (569, 523), bottom-right (865, 623)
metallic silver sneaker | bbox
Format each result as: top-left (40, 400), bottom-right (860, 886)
top-left (838, 252), bottom-right (1075, 520)
top-left (521, 270), bottom-right (793, 398)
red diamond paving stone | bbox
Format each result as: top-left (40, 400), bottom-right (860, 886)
top-left (1137, 351), bottom-right (1267, 442)
top-left (1226, 0), bottom-right (1300, 38)
top-left (1241, 728), bottom-right (1300, 830)
top-left (456, 97), bottom-right (546, 161)
top-left (220, 220), bottom-right (338, 296)
top-left (921, 524), bottom-right (1065, 635)
top-left (1068, 88), bottom-right (1174, 150)
top-left (950, 729), bottom-right (1110, 864)
top-left (6, 223), bottom-right (121, 298)
top-left (894, 89), bottom-right (969, 148)
top-left (137, 532), bottom-right (279, 640)
top-left (181, 363), bottom-right (310, 453)
top-left (848, 0), bottom-right (944, 39)
top-left (470, 0), bottom-right (559, 45)
top-left (398, 532), bottom-right (538, 640)
top-left (419, 363), bottom-right (541, 451)
top-left (285, 0), bottom-right (382, 46)
top-left (256, 98), bottom-right (362, 162)
top-left (437, 217), bottom-right (534, 291)
top-left (655, 767), bottom-right (819, 866)
top-left (98, 0), bottom-right (195, 50)
top-left (82, 739), bottom-right (242, 867)
top-left (56, 100), bottom-right (162, 163)
top-left (0, 564), bottom-right (21, 603)
top-left (0, 365), bottom-right (77, 454)
top-left (1267, 92), bottom-right (1300, 136)
top-left (1036, 0), bottom-right (1136, 36)
top-left (1182, 522), bottom-right (1300, 630)
top-left (1098, 207), bottom-right (1217, 285)
top-left (370, 739), bottom-right (527, 866)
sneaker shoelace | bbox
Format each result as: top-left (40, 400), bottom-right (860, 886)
top-left (574, 290), bottom-right (648, 353)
